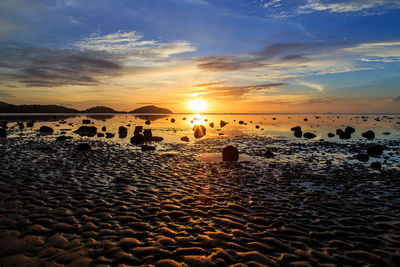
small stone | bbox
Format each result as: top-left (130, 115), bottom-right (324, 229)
top-left (238, 121), bottom-right (244, 125)
top-left (145, 120), bottom-right (151, 125)
top-left (27, 121), bottom-right (34, 127)
top-left (370, 161), bottom-right (381, 170)
top-left (181, 136), bottom-right (190, 142)
top-left (361, 130), bottom-right (375, 140)
top-left (40, 126), bottom-right (54, 135)
top-left (171, 118), bottom-right (175, 123)
top-left (82, 119), bottom-right (91, 124)
top-left (77, 143), bottom-right (91, 151)
top-left (223, 145), bottom-right (239, 161)
top-left (102, 126), bottom-right (106, 132)
top-left (328, 133), bottom-right (335, 138)
top-left (265, 150), bottom-right (275, 158)
top-left (303, 132), bottom-right (316, 139)
top-left (74, 126), bottom-right (97, 137)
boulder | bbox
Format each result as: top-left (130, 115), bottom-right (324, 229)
top-left (40, 126), bottom-right (54, 135)
top-left (102, 126), bottom-right (106, 132)
top-left (193, 124), bottom-right (206, 138)
top-left (105, 133), bottom-right (115, 138)
top-left (361, 130), bottom-right (375, 140)
top-left (82, 119), bottom-right (91, 124)
top-left (74, 126), bottom-right (97, 137)
top-left (0, 128), bottom-right (7, 138)
top-left (382, 132), bottom-right (390, 135)
top-left (134, 126), bottom-right (143, 136)
top-left (367, 145), bottom-right (383, 157)
top-left (294, 130), bottom-right (302, 138)
top-left (181, 136), bottom-right (190, 142)
top-left (220, 120), bottom-right (227, 127)
top-left (145, 120), bottom-right (151, 125)
top-left (327, 133), bottom-right (335, 138)
top-left (238, 121), bottom-right (244, 125)
top-left (171, 118), bottom-right (175, 123)
top-left (97, 133), bottom-right (104, 138)
top-left (77, 143), bottom-right (91, 151)
top-left (27, 121), bottom-right (34, 127)
top-left (141, 145), bottom-right (156, 151)
top-left (131, 134), bottom-right (145, 145)
top-left (209, 122), bottom-right (214, 128)
top-left (303, 132), bottom-right (316, 139)
top-left (345, 126), bottom-right (355, 134)
top-left (255, 125), bottom-right (260, 129)
top-left (370, 161), bottom-right (382, 170)
top-left (265, 150), bottom-right (275, 159)
top-left (291, 126), bottom-right (301, 132)
top-left (222, 145), bottom-right (239, 161)
top-left (143, 129), bottom-right (152, 141)
top-left (118, 126), bottom-right (128, 138)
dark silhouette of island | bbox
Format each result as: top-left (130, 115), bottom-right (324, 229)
top-left (130, 105), bottom-right (173, 114)
top-left (0, 102), bottom-right (173, 114)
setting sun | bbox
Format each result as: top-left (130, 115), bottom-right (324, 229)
top-left (187, 99), bottom-right (207, 112)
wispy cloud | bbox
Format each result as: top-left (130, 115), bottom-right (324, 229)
top-left (341, 42), bottom-right (400, 63)
top-left (297, 80), bottom-right (325, 92)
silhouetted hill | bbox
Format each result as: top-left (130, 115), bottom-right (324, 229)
top-left (0, 104), bottom-right (79, 113)
top-left (83, 106), bottom-right (116, 113)
top-left (130, 105), bottom-right (173, 114)
top-left (0, 101), bottom-right (13, 108)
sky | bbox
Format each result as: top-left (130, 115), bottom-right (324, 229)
top-left (0, 0), bottom-right (399, 113)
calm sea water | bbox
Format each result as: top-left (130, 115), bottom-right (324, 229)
top-left (1, 113), bottom-right (399, 142)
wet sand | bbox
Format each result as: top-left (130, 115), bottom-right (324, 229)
top-left (1, 115), bottom-right (400, 266)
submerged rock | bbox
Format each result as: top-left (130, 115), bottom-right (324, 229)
top-left (361, 130), bottom-right (375, 140)
top-left (102, 126), bottom-right (106, 132)
top-left (193, 125), bottom-right (206, 138)
top-left (223, 145), bottom-right (239, 161)
top-left (77, 143), bottom-right (91, 151)
top-left (303, 132), bottom-right (316, 139)
top-left (74, 126), bottom-right (97, 137)
top-left (40, 126), bottom-right (54, 135)
top-left (131, 134), bottom-right (145, 145)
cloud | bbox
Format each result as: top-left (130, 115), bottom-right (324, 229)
top-left (393, 96), bottom-right (400, 103)
top-left (341, 42), bottom-right (400, 63)
top-left (0, 47), bottom-right (122, 87)
top-left (193, 81), bottom-right (226, 87)
top-left (75, 31), bottom-right (196, 61)
top-left (297, 81), bottom-right (325, 92)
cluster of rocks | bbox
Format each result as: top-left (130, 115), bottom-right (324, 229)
top-left (130, 126), bottom-right (163, 151)
top-left (290, 126), bottom-right (316, 139)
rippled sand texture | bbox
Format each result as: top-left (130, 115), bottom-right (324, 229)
top-left (1, 136), bottom-right (400, 266)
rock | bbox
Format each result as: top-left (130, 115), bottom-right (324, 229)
top-left (239, 121), bottom-right (244, 125)
top-left (141, 145), bottom-right (156, 151)
top-left (131, 134), bottom-right (145, 145)
top-left (145, 120), bottom-right (151, 125)
top-left (328, 133), bottom-right (335, 138)
top-left (336, 129), bottom-right (343, 135)
top-left (82, 119), bottom-right (91, 124)
top-left (183, 117), bottom-right (186, 120)
top-left (356, 153), bottom-right (369, 162)
top-left (294, 130), bottom-right (302, 138)
top-left (291, 126), bottom-right (301, 132)
top-left (273, 118), bottom-right (276, 120)
top-left (383, 132), bottom-right (390, 135)
top-left (27, 121), bottom-right (34, 127)
top-left (97, 133), bottom-right (104, 138)
top-left (105, 133), bottom-right (115, 138)
top-left (361, 130), bottom-right (375, 140)
top-left (223, 145), bottom-right (239, 161)
top-left (209, 122), bottom-right (214, 128)
top-left (193, 125), bottom-right (206, 138)
top-left (0, 128), bottom-right (7, 138)
top-left (304, 118), bottom-right (308, 121)
top-left (336, 129), bottom-right (351, 139)
top-left (370, 161), bottom-right (381, 170)
top-left (171, 118), bottom-right (175, 123)
top-left (256, 125), bottom-right (260, 129)
top-left (56, 136), bottom-right (72, 142)
top-left (265, 150), bottom-right (275, 159)
top-left (74, 126), bottom-right (97, 137)
top-left (40, 126), bottom-right (54, 135)
top-left (367, 145), bottom-right (384, 157)
top-left (134, 126), bottom-right (143, 136)
top-left (102, 126), bottom-right (106, 132)
top-left (77, 143), bottom-right (91, 151)
top-left (303, 132), bottom-right (316, 139)
top-left (220, 120), bottom-right (227, 127)
top-left (150, 136), bottom-right (164, 142)
top-left (345, 126), bottom-right (355, 134)
top-left (181, 136), bottom-right (190, 142)
top-left (143, 129), bottom-right (152, 140)
top-left (18, 122), bottom-right (24, 129)
top-left (118, 126), bottom-right (128, 138)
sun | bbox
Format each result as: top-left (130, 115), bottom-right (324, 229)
top-left (187, 99), bottom-right (207, 112)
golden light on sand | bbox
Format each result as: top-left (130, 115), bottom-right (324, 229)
top-left (187, 99), bottom-right (207, 113)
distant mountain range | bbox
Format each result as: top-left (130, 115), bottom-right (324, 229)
top-left (0, 102), bottom-right (173, 114)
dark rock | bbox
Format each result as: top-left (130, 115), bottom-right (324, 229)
top-left (182, 117), bottom-right (186, 120)
top-left (77, 143), bottom-right (91, 151)
top-left (40, 126), bottom-right (54, 135)
top-left (18, 122), bottom-right (24, 129)
top-left (220, 120), bottom-right (227, 127)
top-left (97, 133), bottom-right (104, 138)
top-left (367, 145), bottom-right (384, 157)
top-left (265, 150), bottom-right (275, 158)
top-left (222, 145), bottom-right (239, 161)
top-left (27, 121), bottom-right (34, 127)
top-left (150, 136), bottom-right (163, 142)
top-left (382, 132), bottom-right (390, 135)
top-left (134, 126), bottom-right (143, 136)
top-left (102, 126), bottom-right (106, 132)
top-left (193, 124), bottom-right (206, 138)
top-left (82, 119), bottom-right (91, 124)
top-left (204, 118), bottom-right (208, 122)
top-left (273, 118), bottom-right (276, 120)
top-left (336, 129), bottom-right (344, 135)
top-left (345, 126), bottom-right (355, 134)
top-left (143, 129), bottom-right (152, 140)
top-left (337, 129), bottom-right (351, 139)
top-left (238, 121), bottom-right (244, 125)
top-left (56, 136), bottom-right (72, 142)
top-left (361, 130), bottom-right (375, 140)
top-left (328, 133), bottom-right (335, 138)
top-left (0, 128), bottom-right (7, 138)
top-left (291, 126), bottom-right (301, 132)
top-left (141, 145), bottom-right (156, 151)
top-left (370, 161), bottom-right (382, 170)
top-left (60, 131), bottom-right (66, 135)
top-left (218, 133), bottom-right (224, 135)
top-left (181, 136), bottom-right (190, 142)
top-left (356, 153), bottom-right (369, 162)
top-left (74, 126), bottom-right (97, 137)
top-left (105, 133), bottom-right (115, 138)
top-left (294, 130), bottom-right (302, 138)
top-left (171, 118), bottom-right (175, 123)
top-left (209, 122), bottom-right (214, 128)
top-left (256, 125), bottom-right (260, 129)
top-left (304, 118), bottom-right (308, 121)
top-left (118, 126), bottom-right (128, 138)
top-left (303, 132), bottom-right (316, 139)
top-left (131, 134), bottom-right (145, 145)
top-left (145, 120), bottom-right (151, 125)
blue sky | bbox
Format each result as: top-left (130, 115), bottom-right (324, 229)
top-left (0, 0), bottom-right (399, 112)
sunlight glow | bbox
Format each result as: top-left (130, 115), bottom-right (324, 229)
top-left (187, 99), bottom-right (207, 112)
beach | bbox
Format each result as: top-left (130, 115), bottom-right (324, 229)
top-left (0, 114), bottom-right (400, 266)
